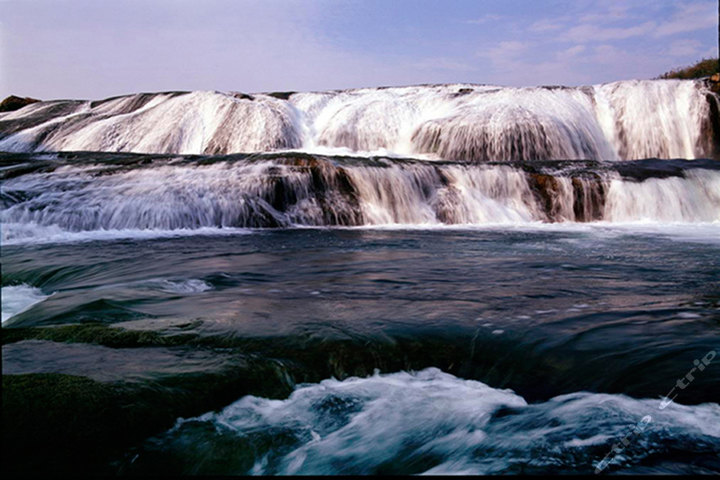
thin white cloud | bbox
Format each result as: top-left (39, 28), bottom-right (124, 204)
top-left (465, 14), bottom-right (503, 25)
top-left (466, 1), bottom-right (715, 86)
top-left (528, 1), bottom-right (715, 45)
top-left (529, 18), bottom-right (565, 33)
top-left (558, 45), bottom-right (586, 59)
top-left (667, 39), bottom-right (703, 57)
top-left (473, 41), bottom-right (591, 86)
top-left (410, 57), bottom-right (478, 72)
top-left (564, 21), bottom-right (656, 43)
top-left (528, 2), bottom-right (635, 35)
top-left (478, 40), bottom-right (527, 61)
top-left (2, 0), bottom-right (717, 97)
top-left (578, 4), bottom-right (632, 23)
top-left (653, 1), bottom-right (717, 37)
top-left (592, 44), bottom-right (624, 64)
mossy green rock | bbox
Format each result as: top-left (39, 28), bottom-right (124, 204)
top-left (1, 366), bottom-right (291, 474)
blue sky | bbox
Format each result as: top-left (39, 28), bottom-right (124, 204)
top-left (1, 0), bottom-right (717, 99)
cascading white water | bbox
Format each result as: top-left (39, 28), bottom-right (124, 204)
top-left (603, 169), bottom-right (720, 222)
top-left (343, 164), bottom-right (540, 225)
top-left (1, 79), bottom-right (717, 241)
top-left (0, 91), bottom-right (301, 154)
top-left (0, 80), bottom-right (714, 161)
top-left (593, 80), bottom-right (712, 160)
top-left (2, 156), bottom-right (719, 244)
top-left (426, 166), bottom-right (540, 224)
top-left (408, 87), bottom-right (618, 162)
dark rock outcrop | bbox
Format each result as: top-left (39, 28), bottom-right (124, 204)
top-left (231, 92), bottom-right (254, 101)
top-left (702, 92), bottom-right (720, 159)
top-left (529, 173), bottom-right (564, 221)
top-left (451, 88), bottom-right (474, 98)
top-left (265, 91), bottom-right (295, 100)
top-left (709, 74), bottom-right (720, 95)
top-left (528, 173), bottom-right (606, 222)
top-left (0, 95), bottom-right (41, 113)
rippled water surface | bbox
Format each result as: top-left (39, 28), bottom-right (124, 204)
top-left (3, 226), bottom-right (719, 474)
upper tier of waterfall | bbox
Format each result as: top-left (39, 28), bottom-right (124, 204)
top-left (1, 79), bottom-right (717, 162)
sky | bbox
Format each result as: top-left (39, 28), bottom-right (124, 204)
top-left (0, 0), bottom-right (717, 99)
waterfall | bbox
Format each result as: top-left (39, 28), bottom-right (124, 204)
top-left (593, 80), bottom-right (714, 160)
top-left (1, 79), bottom-right (717, 242)
top-left (604, 169), bottom-right (720, 222)
top-left (0, 92), bottom-right (301, 155)
top-left (2, 153), bottom-right (719, 243)
top-left (0, 80), bottom-right (715, 161)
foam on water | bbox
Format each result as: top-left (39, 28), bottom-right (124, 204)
top-left (147, 368), bottom-right (720, 475)
top-left (151, 279), bottom-right (213, 294)
top-left (1, 284), bottom-right (52, 323)
top-left (1, 223), bottom-right (254, 246)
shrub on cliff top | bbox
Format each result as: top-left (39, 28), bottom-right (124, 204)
top-left (658, 58), bottom-right (719, 80)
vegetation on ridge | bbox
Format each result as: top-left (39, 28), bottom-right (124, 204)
top-left (657, 58), bottom-right (719, 80)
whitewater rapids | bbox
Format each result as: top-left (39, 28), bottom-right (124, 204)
top-left (132, 368), bottom-right (720, 475)
top-left (0, 79), bottom-right (717, 162)
top-left (2, 153), bottom-right (719, 245)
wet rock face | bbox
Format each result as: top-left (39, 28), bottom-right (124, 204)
top-left (709, 74), bottom-right (720, 94)
top-left (0, 95), bottom-right (41, 112)
top-left (528, 173), bottom-right (606, 222)
top-left (699, 92), bottom-right (720, 160)
top-left (529, 173), bottom-right (557, 218)
top-left (265, 159), bottom-right (364, 227)
top-left (529, 173), bottom-right (569, 221)
top-left (570, 176), bottom-right (606, 222)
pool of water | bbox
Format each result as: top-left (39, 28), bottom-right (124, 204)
top-left (3, 226), bottom-right (719, 474)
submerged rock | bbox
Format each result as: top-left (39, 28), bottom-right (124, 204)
top-left (2, 360), bottom-right (291, 475)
